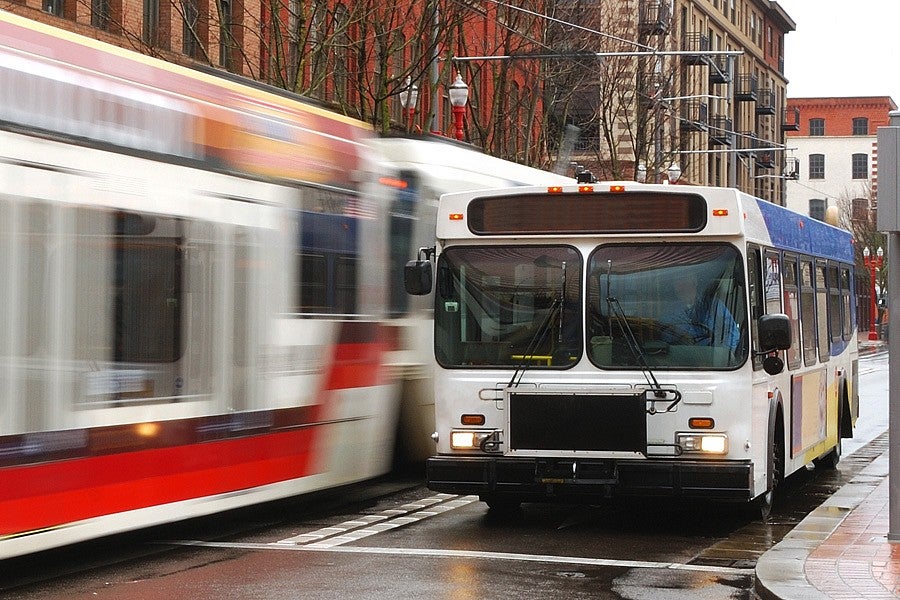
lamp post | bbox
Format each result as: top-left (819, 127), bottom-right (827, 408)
top-left (448, 73), bottom-right (469, 141)
top-left (635, 162), bottom-right (647, 183)
top-left (399, 76), bottom-right (419, 131)
top-left (666, 162), bottom-right (681, 184)
top-left (863, 246), bottom-right (884, 340)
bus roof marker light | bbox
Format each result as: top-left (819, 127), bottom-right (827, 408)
top-left (609, 185), bottom-right (626, 193)
top-left (449, 213), bottom-right (464, 221)
top-left (579, 185), bottom-right (594, 193)
top-left (548, 186), bottom-right (563, 194)
top-left (712, 209), bottom-right (729, 217)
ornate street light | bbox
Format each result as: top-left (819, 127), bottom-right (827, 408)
top-left (864, 246), bottom-right (885, 340)
top-left (448, 73), bottom-right (469, 141)
top-left (636, 162), bottom-right (647, 183)
top-left (399, 76), bottom-right (419, 130)
top-left (667, 162), bottom-right (682, 184)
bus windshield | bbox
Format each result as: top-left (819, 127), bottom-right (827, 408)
top-left (434, 246), bottom-right (582, 368)
top-left (587, 243), bottom-right (748, 370)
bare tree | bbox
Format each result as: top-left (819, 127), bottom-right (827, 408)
top-left (839, 185), bottom-right (888, 330)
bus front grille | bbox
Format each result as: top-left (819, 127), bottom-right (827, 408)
top-left (507, 392), bottom-right (647, 453)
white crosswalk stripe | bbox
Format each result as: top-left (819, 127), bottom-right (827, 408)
top-left (276, 494), bottom-right (477, 547)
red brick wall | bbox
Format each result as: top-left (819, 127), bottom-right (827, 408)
top-left (786, 97), bottom-right (898, 136)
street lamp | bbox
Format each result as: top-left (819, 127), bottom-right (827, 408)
top-left (448, 73), bottom-right (469, 141)
top-left (635, 162), bottom-right (647, 183)
top-left (399, 76), bottom-right (418, 131)
top-left (667, 162), bottom-right (682, 184)
top-left (863, 246), bottom-right (884, 340)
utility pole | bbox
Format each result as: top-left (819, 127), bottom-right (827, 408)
top-left (877, 110), bottom-right (900, 541)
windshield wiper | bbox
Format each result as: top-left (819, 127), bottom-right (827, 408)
top-left (604, 260), bottom-right (681, 413)
top-left (508, 296), bottom-right (561, 388)
top-left (508, 260), bottom-right (567, 388)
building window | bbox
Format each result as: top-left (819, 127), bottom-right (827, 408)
top-left (92, 0), bottom-right (110, 29)
top-left (809, 154), bottom-right (825, 179)
top-left (143, 0), bottom-right (159, 45)
top-left (852, 153), bottom-right (869, 179)
top-left (182, 0), bottom-right (201, 58)
top-left (809, 118), bottom-right (825, 136)
top-left (852, 117), bottom-right (869, 135)
top-left (219, 0), bottom-right (233, 69)
top-left (851, 197), bottom-right (869, 222)
top-left (809, 199), bottom-right (826, 221)
top-left (44, 0), bottom-right (65, 16)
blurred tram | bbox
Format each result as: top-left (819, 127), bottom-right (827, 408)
top-left (0, 10), bottom-right (571, 558)
top-left (372, 137), bottom-right (573, 464)
top-left (0, 8), bottom-right (397, 559)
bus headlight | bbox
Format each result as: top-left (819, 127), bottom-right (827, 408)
top-left (676, 432), bottom-right (728, 455)
top-left (450, 429), bottom-right (502, 452)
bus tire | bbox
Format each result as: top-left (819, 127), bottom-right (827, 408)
top-left (814, 393), bottom-right (847, 470)
top-left (756, 412), bottom-right (785, 521)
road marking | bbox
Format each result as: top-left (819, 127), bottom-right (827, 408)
top-left (276, 493), bottom-right (476, 547)
top-left (165, 539), bottom-right (752, 575)
top-left (165, 492), bottom-right (753, 576)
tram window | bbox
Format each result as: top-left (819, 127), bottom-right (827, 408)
top-left (21, 203), bottom-right (52, 358)
top-left (799, 259), bottom-right (817, 366)
top-left (815, 262), bottom-right (829, 361)
top-left (827, 265), bottom-right (842, 343)
top-left (232, 228), bottom-right (255, 410)
top-left (73, 208), bottom-right (183, 365)
top-left (335, 255), bottom-right (357, 314)
top-left (841, 267), bottom-right (853, 339)
top-left (298, 253), bottom-right (328, 312)
top-left (782, 254), bottom-right (801, 370)
top-left (388, 170), bottom-right (419, 316)
top-left (293, 190), bottom-right (360, 315)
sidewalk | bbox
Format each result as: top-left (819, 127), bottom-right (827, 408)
top-left (754, 337), bottom-right (894, 600)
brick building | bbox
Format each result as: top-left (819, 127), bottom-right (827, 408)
top-left (4, 0), bottom-right (797, 196)
top-left (784, 96), bottom-right (897, 218)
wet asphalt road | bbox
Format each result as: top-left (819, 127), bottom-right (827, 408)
top-left (1, 354), bottom-right (888, 600)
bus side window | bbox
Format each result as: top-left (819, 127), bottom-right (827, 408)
top-left (800, 258), bottom-right (817, 367)
top-left (841, 267), bottom-right (853, 340)
top-left (815, 261), bottom-right (830, 361)
top-left (782, 254), bottom-right (802, 370)
top-left (764, 251), bottom-right (782, 315)
top-left (747, 245), bottom-right (763, 370)
top-left (827, 264), bottom-right (842, 344)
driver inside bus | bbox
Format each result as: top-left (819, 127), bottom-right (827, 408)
top-left (661, 273), bottom-right (740, 350)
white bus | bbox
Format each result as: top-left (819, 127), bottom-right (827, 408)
top-left (406, 181), bottom-right (858, 518)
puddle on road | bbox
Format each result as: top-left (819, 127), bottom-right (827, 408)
top-left (688, 432), bottom-right (888, 569)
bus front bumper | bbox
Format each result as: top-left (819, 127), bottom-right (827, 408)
top-left (426, 455), bottom-right (754, 502)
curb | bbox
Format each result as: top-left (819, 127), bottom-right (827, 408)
top-left (753, 453), bottom-right (889, 600)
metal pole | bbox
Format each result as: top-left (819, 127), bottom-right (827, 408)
top-left (429, 1), bottom-right (440, 135)
top-left (879, 111), bottom-right (900, 542)
top-left (727, 55), bottom-right (737, 188)
top-left (890, 232), bottom-right (900, 541)
top-left (870, 261), bottom-right (878, 340)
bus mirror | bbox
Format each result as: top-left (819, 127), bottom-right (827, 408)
top-left (762, 354), bottom-right (785, 376)
top-left (405, 260), bottom-right (433, 295)
top-left (758, 313), bottom-right (791, 351)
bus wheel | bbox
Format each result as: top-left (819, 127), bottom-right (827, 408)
top-left (756, 420), bottom-right (785, 521)
top-left (814, 404), bottom-right (843, 470)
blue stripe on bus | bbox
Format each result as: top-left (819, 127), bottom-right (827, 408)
top-left (754, 199), bottom-right (854, 263)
